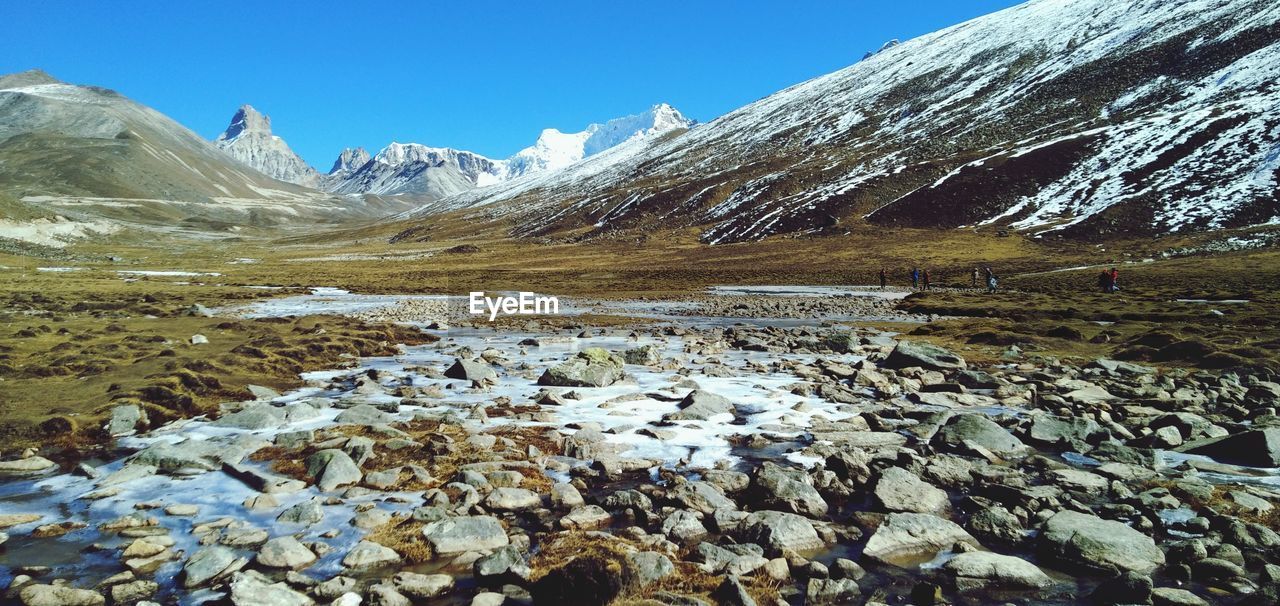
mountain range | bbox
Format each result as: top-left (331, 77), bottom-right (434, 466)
top-left (1, 0), bottom-right (1277, 248)
top-left (211, 103), bottom-right (694, 200)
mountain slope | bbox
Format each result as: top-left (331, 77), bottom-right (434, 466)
top-left (0, 70), bottom-right (412, 242)
top-left (327, 104), bottom-right (693, 198)
top-left (214, 104), bottom-right (322, 188)
top-left (403, 0), bottom-right (1280, 244)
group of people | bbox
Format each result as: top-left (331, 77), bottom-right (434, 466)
top-left (877, 266), bottom-right (999, 293)
top-left (1097, 267), bottom-right (1120, 293)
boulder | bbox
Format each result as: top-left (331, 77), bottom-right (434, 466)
top-left (629, 551), bottom-right (676, 586)
top-left (623, 344), bottom-right (662, 365)
top-left (304, 449), bottom-right (362, 491)
top-left (737, 510), bottom-right (824, 554)
top-left (392, 572), bottom-right (454, 600)
top-left (1179, 428), bottom-right (1280, 468)
top-left (862, 513), bottom-right (981, 566)
top-left (750, 462), bottom-right (828, 517)
top-left (1026, 415), bottom-right (1108, 448)
top-left (883, 341), bottom-right (966, 371)
top-left (422, 515), bottom-right (509, 555)
top-left (873, 467), bottom-right (948, 513)
top-left (933, 415), bottom-right (1028, 457)
top-left (444, 358), bottom-right (497, 382)
top-left (664, 390), bottom-right (734, 422)
top-left (944, 551), bottom-right (1052, 589)
top-left (107, 404), bottom-right (147, 436)
top-left (0, 456), bottom-right (56, 478)
top-left (805, 578), bottom-right (861, 605)
top-left (212, 405), bottom-right (285, 430)
top-left (183, 545), bottom-right (246, 588)
top-left (484, 487), bottom-right (541, 511)
top-left (228, 570), bottom-right (314, 606)
top-left (537, 348), bottom-right (626, 387)
top-left (668, 481), bottom-right (736, 514)
top-left (17, 585), bottom-right (105, 606)
top-left (256, 536), bottom-right (317, 569)
top-left (1038, 510), bottom-right (1165, 574)
top-left (341, 541), bottom-right (400, 570)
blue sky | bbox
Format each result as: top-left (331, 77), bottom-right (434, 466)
top-left (1, 1), bottom-right (1023, 168)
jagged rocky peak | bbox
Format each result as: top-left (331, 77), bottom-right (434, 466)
top-left (330, 147), bottom-right (370, 175)
top-left (0, 68), bottom-right (62, 90)
top-left (219, 104), bottom-right (272, 141)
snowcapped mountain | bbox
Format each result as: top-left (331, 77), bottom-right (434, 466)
top-left (505, 104), bottom-right (694, 178)
top-left (328, 146), bottom-right (370, 178)
top-left (214, 105), bottom-right (322, 188)
top-left (401, 0), bottom-right (1280, 244)
top-left (325, 104), bottom-right (694, 198)
top-left (326, 143), bottom-right (506, 198)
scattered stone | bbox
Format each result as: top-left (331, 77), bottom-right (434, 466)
top-left (228, 570), bottom-right (314, 606)
top-left (944, 551), bottom-right (1052, 589)
top-left (1038, 510), bottom-right (1165, 574)
top-left (257, 536), bottom-right (317, 569)
top-left (341, 541), bottom-right (400, 570)
top-left (862, 513), bottom-right (981, 566)
top-left (392, 572), bottom-right (454, 600)
top-left (445, 358), bottom-right (497, 382)
top-left (0, 456), bottom-right (57, 478)
top-left (882, 341), bottom-right (966, 370)
top-left (422, 515), bottom-right (509, 555)
top-left (18, 584), bottom-right (105, 606)
top-left (304, 449), bottom-right (362, 491)
top-left (873, 467), bottom-right (948, 513)
top-left (538, 348), bottom-right (626, 387)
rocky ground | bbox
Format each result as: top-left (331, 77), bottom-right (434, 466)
top-left (2, 293), bottom-right (1279, 606)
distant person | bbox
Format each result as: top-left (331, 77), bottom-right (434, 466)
top-left (971, 267), bottom-right (980, 289)
top-left (879, 268), bottom-right (887, 290)
top-left (922, 268), bottom-right (931, 290)
top-left (1097, 270), bottom-right (1111, 293)
top-left (1109, 267), bottom-right (1120, 292)
top-left (985, 267), bottom-right (998, 293)
top-left (910, 267), bottom-right (919, 289)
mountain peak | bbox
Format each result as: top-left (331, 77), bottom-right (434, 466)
top-left (218, 104), bottom-right (272, 141)
top-left (0, 68), bottom-right (62, 90)
top-left (329, 147), bottom-right (371, 175)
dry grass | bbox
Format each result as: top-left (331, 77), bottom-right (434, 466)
top-left (366, 515), bottom-right (433, 563)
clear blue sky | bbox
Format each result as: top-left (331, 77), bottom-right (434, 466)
top-left (1, 0), bottom-right (1022, 169)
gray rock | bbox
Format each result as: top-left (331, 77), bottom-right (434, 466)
top-left (550, 483), bottom-right (584, 509)
top-left (128, 441), bottom-right (233, 473)
top-left (341, 541), bottom-right (400, 570)
top-left (862, 513), bottom-right (981, 566)
top-left (668, 481), bottom-right (736, 514)
top-left (256, 536), bottom-right (316, 569)
top-left (277, 499), bottom-right (325, 526)
top-left (1180, 428), bottom-right (1280, 468)
top-left (392, 572), bottom-right (454, 600)
top-left (934, 415), bottom-right (1029, 457)
top-left (109, 579), bottom-right (157, 604)
top-left (751, 462), bottom-right (828, 517)
top-left (422, 515), bottom-right (509, 555)
top-left (228, 570), bottom-right (314, 606)
top-left (1151, 587), bottom-right (1209, 606)
top-left (17, 585), bottom-right (105, 606)
top-left (710, 576), bottom-right (756, 606)
top-left (313, 576), bottom-right (357, 600)
top-left (485, 487), bottom-right (541, 511)
top-left (367, 582), bottom-right (410, 606)
top-left (944, 551), bottom-right (1052, 589)
top-left (623, 345), bottom-right (662, 365)
top-left (1038, 510), bottom-right (1165, 574)
top-left (107, 404), bottom-right (147, 437)
top-left (629, 552), bottom-right (675, 586)
top-left (333, 405), bottom-right (393, 426)
top-left (883, 341), bottom-right (966, 371)
top-left (737, 510), bottom-right (824, 554)
top-left (664, 390), bottom-right (733, 421)
top-left (182, 545), bottom-right (246, 588)
top-left (445, 358), bottom-right (497, 382)
top-left (246, 384), bottom-right (282, 400)
top-left (1027, 414), bottom-right (1108, 448)
top-left (0, 456), bottom-right (56, 478)
top-left (967, 505), bottom-right (1025, 543)
top-left (474, 545), bottom-right (530, 579)
top-left (537, 348), bottom-right (625, 387)
top-left (212, 405), bottom-right (285, 430)
top-left (805, 578), bottom-right (861, 605)
top-left (662, 509), bottom-right (709, 544)
top-left (873, 467), bottom-right (948, 513)
top-left (304, 449), bottom-right (362, 491)
top-left (560, 505), bottom-right (612, 530)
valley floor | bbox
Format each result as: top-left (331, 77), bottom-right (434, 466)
top-left (0, 232), bottom-right (1278, 605)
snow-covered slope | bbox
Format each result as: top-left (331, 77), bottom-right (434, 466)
top-left (404, 0), bottom-right (1280, 243)
top-left (326, 104), bottom-right (693, 198)
top-left (214, 105), bottom-right (322, 188)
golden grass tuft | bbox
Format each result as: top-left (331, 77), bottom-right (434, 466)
top-left (366, 515), bottom-right (433, 563)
